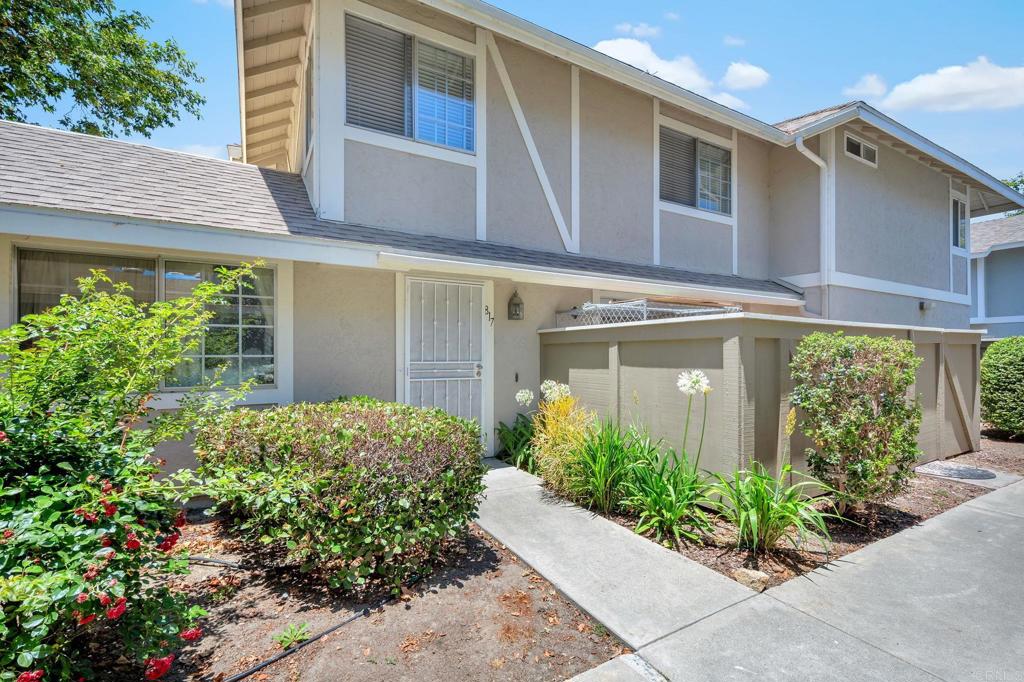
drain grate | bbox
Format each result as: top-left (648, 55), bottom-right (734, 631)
top-left (916, 460), bottom-right (997, 481)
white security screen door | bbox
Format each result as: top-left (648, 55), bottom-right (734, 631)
top-left (405, 278), bottom-right (485, 425)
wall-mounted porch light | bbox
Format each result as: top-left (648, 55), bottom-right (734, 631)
top-left (508, 290), bottom-right (524, 320)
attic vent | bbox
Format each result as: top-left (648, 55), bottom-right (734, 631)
top-left (844, 132), bottom-right (878, 167)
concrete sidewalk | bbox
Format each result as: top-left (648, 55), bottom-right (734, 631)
top-left (479, 460), bottom-right (1024, 682)
top-left (477, 460), bottom-right (752, 651)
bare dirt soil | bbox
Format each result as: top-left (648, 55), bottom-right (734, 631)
top-left (612, 436), bottom-right (1024, 590)
top-left (96, 522), bottom-right (624, 681)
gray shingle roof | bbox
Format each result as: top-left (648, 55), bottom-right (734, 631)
top-left (773, 102), bottom-right (858, 134)
top-left (972, 214), bottom-right (1024, 255)
top-left (0, 121), bottom-right (797, 298)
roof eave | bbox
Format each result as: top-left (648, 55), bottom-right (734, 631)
top-left (234, 0), bottom-right (247, 163)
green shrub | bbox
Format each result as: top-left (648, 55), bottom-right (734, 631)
top-left (497, 413), bottom-right (537, 474)
top-left (980, 336), bottom-right (1024, 436)
top-left (710, 463), bottom-right (834, 554)
top-left (196, 398), bottom-right (485, 591)
top-left (571, 421), bottom-right (657, 514)
top-left (790, 332), bottom-right (922, 515)
top-left (0, 268), bottom-right (252, 681)
top-left (622, 447), bottom-right (711, 543)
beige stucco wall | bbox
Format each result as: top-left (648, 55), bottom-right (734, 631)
top-left (293, 262), bottom-right (397, 402)
top-left (658, 211), bottom-right (732, 273)
top-left (834, 126), bottom-right (950, 290)
top-left (343, 140), bottom-right (476, 239)
top-left (983, 247), bottom-right (1024, 318)
top-left (579, 71), bottom-right (654, 264)
top-left (767, 141), bottom-right (820, 277)
top-left (736, 133), bottom-right (773, 279)
top-left (828, 285), bottom-right (969, 328)
top-left (485, 37), bottom-right (568, 254)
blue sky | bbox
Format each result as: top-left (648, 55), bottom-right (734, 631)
top-left (69, 0), bottom-right (1023, 181)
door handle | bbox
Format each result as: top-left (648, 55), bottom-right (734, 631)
top-left (475, 363), bottom-right (482, 377)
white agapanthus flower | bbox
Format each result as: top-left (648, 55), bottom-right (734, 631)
top-left (540, 379), bottom-right (571, 402)
top-left (677, 369), bottom-right (711, 396)
top-left (515, 388), bottom-right (535, 407)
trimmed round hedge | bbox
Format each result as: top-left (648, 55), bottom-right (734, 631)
top-left (981, 336), bottom-right (1024, 436)
top-left (196, 397), bottom-right (485, 590)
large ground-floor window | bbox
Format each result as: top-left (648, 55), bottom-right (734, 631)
top-left (16, 248), bottom-right (276, 389)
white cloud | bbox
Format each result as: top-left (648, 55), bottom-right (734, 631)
top-left (842, 73), bottom-right (888, 99)
top-left (721, 62), bottom-right (770, 90)
top-left (880, 57), bottom-right (1024, 111)
top-left (593, 38), bottom-right (747, 109)
top-left (664, 11), bottom-right (681, 21)
top-left (722, 35), bottom-right (746, 47)
top-left (176, 143), bottom-right (228, 159)
top-left (614, 22), bottom-right (662, 39)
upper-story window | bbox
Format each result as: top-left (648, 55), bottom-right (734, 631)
top-left (345, 14), bottom-right (475, 152)
top-left (659, 126), bottom-right (732, 215)
top-left (844, 132), bottom-right (878, 167)
top-left (951, 198), bottom-right (968, 250)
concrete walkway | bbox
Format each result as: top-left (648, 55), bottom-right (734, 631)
top-left (478, 460), bottom-right (1024, 682)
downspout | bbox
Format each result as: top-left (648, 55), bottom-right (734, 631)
top-left (795, 135), bottom-right (831, 318)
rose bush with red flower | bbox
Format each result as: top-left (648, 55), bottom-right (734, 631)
top-left (1, 267), bottom-right (257, 680)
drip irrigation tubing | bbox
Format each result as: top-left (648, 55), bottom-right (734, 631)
top-left (220, 575), bottom-right (422, 682)
top-left (189, 556), bottom-right (243, 568)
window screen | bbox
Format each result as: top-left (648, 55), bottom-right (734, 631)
top-left (416, 42), bottom-right (475, 151)
top-left (952, 199), bottom-right (967, 249)
top-left (698, 141), bottom-right (732, 215)
top-left (345, 15), bottom-right (412, 137)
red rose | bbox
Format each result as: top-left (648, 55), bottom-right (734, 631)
top-left (2, 529), bottom-right (13, 539)
top-left (101, 500), bottom-right (117, 517)
top-left (156, 532), bottom-right (180, 552)
top-left (0, 431), bottom-right (8, 443)
top-left (75, 593), bottom-right (89, 604)
top-left (74, 508), bottom-right (99, 524)
top-left (16, 670), bottom-right (44, 682)
top-left (100, 536), bottom-right (112, 547)
top-left (174, 510), bottom-right (187, 528)
top-left (76, 613), bottom-right (96, 626)
top-left (125, 534), bottom-right (141, 551)
top-left (98, 593), bottom-right (111, 606)
top-left (83, 565), bottom-right (101, 581)
top-left (101, 479), bottom-right (113, 494)
top-left (143, 654), bottom-right (175, 680)
top-left (105, 596), bottom-right (127, 620)
top-left (179, 627), bottom-right (203, 642)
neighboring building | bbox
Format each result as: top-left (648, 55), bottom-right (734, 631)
top-left (1, 0), bottom-right (1022, 457)
top-left (971, 213), bottom-right (1024, 341)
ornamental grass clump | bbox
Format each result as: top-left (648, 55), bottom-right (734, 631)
top-left (0, 267), bottom-right (254, 680)
top-left (790, 331), bottom-right (922, 516)
top-left (196, 397), bottom-right (486, 591)
top-left (530, 381), bottom-right (593, 498)
top-left (980, 336), bottom-right (1024, 436)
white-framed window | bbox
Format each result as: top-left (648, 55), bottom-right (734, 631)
top-left (345, 14), bottom-right (475, 153)
top-left (951, 197), bottom-right (968, 251)
top-left (15, 248), bottom-right (277, 390)
top-left (844, 132), bottom-right (878, 167)
top-left (659, 126), bottom-right (732, 216)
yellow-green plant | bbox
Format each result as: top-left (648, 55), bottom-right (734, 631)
top-left (530, 382), bottom-right (593, 497)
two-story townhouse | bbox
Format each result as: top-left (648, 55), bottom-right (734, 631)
top-left (1, 0), bottom-right (1022, 459)
top-left (970, 214), bottom-right (1024, 343)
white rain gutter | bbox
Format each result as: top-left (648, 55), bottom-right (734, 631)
top-left (795, 135), bottom-right (832, 318)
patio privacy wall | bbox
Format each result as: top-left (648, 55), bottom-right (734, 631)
top-left (539, 313), bottom-right (982, 477)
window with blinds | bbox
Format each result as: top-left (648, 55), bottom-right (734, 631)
top-left (345, 14), bottom-right (475, 152)
top-left (660, 126), bottom-right (732, 215)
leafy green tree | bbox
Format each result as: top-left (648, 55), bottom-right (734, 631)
top-left (0, 0), bottom-right (204, 137)
top-left (1005, 172), bottom-right (1023, 216)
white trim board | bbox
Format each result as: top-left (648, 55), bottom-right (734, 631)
top-left (658, 201), bottom-right (734, 226)
top-left (971, 315), bottom-right (1024, 325)
top-left (343, 125), bottom-right (477, 167)
top-left (829, 271), bottom-right (970, 305)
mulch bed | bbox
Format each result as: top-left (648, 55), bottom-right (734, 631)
top-left (607, 435), bottom-right (1024, 590)
top-left (92, 522), bottom-right (624, 681)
